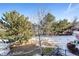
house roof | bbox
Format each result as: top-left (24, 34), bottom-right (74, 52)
top-left (74, 22), bottom-right (79, 29)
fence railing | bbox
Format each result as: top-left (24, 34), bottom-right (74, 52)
top-left (8, 46), bottom-right (75, 56)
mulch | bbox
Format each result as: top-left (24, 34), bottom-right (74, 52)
top-left (10, 44), bottom-right (39, 53)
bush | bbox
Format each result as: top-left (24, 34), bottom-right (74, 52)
top-left (42, 47), bottom-right (54, 55)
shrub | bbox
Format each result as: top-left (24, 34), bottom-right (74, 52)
top-left (42, 47), bottom-right (54, 55)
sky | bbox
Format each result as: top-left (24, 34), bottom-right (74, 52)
top-left (0, 3), bottom-right (79, 23)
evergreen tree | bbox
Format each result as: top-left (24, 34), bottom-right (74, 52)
top-left (1, 11), bottom-right (33, 42)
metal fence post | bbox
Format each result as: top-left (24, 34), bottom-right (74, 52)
top-left (65, 49), bottom-right (67, 56)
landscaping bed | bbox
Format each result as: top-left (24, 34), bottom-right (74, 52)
top-left (67, 40), bottom-right (79, 56)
